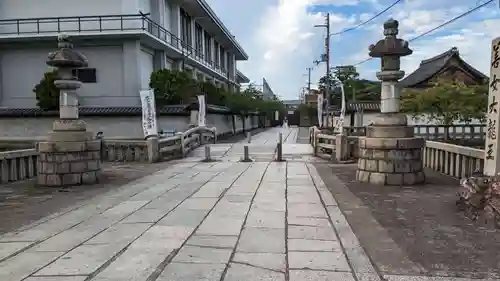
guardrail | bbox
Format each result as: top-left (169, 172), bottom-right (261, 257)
top-left (102, 140), bottom-right (149, 162)
top-left (0, 13), bottom-right (230, 79)
top-left (309, 126), bottom-right (335, 159)
top-left (423, 141), bottom-right (484, 179)
top-left (0, 149), bottom-right (38, 183)
top-left (309, 126), bottom-right (486, 179)
top-left (342, 124), bottom-right (485, 140)
top-left (0, 126), bottom-right (217, 183)
top-left (157, 126), bottom-right (216, 160)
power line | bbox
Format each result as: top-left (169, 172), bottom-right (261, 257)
top-left (351, 0), bottom-right (495, 66)
top-left (330, 0), bottom-right (403, 36)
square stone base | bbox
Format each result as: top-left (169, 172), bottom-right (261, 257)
top-left (36, 128), bottom-right (101, 187)
top-left (356, 170), bottom-right (425, 185)
top-left (356, 127), bottom-right (426, 186)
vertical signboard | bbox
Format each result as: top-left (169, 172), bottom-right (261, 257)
top-left (317, 94), bottom-right (323, 128)
top-left (484, 37), bottom-right (500, 176)
top-left (198, 94), bottom-right (206, 127)
top-left (140, 90), bottom-right (158, 138)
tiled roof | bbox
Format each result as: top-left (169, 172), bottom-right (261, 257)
top-left (398, 47), bottom-right (487, 88)
top-left (0, 105), bottom-right (188, 117)
top-left (328, 102), bottom-right (380, 113)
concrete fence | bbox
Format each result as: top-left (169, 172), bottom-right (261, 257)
top-left (309, 126), bottom-right (486, 180)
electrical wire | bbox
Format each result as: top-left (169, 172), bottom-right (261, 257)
top-left (331, 0), bottom-right (403, 36)
top-left (351, 0), bottom-right (495, 66)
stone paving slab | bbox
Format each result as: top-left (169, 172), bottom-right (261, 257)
top-left (0, 128), bottom-right (383, 281)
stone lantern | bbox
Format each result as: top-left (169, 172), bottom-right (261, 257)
top-left (356, 19), bottom-right (425, 185)
top-left (36, 34), bottom-right (101, 187)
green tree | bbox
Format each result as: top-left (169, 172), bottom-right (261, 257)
top-left (149, 69), bottom-right (198, 106)
top-left (33, 70), bottom-right (59, 111)
top-left (401, 78), bottom-right (488, 125)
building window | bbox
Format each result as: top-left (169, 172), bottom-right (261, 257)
top-left (72, 68), bottom-right (97, 83)
top-left (180, 8), bottom-right (192, 46)
top-left (204, 31), bottom-right (212, 63)
top-left (220, 46), bottom-right (225, 71)
top-left (195, 23), bottom-right (203, 58)
top-left (214, 41), bottom-right (220, 68)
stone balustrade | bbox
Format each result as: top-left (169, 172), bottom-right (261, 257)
top-left (102, 140), bottom-right (149, 162)
top-left (0, 125), bottom-right (218, 184)
top-left (424, 141), bottom-right (484, 179)
top-left (310, 126), bottom-right (486, 180)
top-left (343, 124), bottom-right (485, 140)
top-left (0, 149), bottom-right (38, 183)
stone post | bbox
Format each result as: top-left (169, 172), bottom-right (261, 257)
top-left (484, 37), bottom-right (500, 176)
top-left (356, 19), bottom-right (425, 185)
top-left (36, 35), bottom-right (101, 187)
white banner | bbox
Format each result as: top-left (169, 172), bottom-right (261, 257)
top-left (339, 83), bottom-right (346, 134)
top-left (197, 94), bottom-right (206, 127)
top-left (274, 111), bottom-right (279, 121)
top-left (317, 94), bottom-right (323, 127)
top-left (140, 90), bottom-right (158, 138)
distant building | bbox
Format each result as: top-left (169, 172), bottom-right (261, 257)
top-left (262, 78), bottom-right (276, 100)
top-left (236, 70), bottom-right (250, 92)
top-left (303, 89), bottom-right (320, 106)
top-left (0, 0), bottom-right (248, 108)
top-left (398, 47), bottom-right (487, 89)
top-left (282, 100), bottom-right (301, 110)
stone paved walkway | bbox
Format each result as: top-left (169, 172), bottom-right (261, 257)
top-left (0, 127), bottom-right (495, 281)
top-left (0, 127), bottom-right (375, 281)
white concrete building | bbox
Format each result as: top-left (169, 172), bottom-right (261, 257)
top-left (0, 0), bottom-right (248, 108)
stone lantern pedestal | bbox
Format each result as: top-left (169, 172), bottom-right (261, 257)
top-left (356, 19), bottom-right (425, 185)
top-left (36, 35), bottom-right (101, 187)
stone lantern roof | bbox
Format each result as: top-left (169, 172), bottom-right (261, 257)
top-left (47, 34), bottom-right (88, 69)
top-left (368, 18), bottom-right (412, 58)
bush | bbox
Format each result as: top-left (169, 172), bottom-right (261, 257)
top-left (33, 70), bottom-right (59, 110)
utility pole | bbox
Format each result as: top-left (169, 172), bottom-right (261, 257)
top-left (306, 67), bottom-right (312, 91)
top-left (314, 13), bottom-right (330, 127)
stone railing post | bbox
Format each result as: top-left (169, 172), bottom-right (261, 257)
top-left (37, 34), bottom-right (101, 187)
top-left (147, 137), bottom-right (159, 163)
top-left (356, 19), bottom-right (425, 185)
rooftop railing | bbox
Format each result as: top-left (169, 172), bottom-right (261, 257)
top-left (0, 13), bottom-right (229, 78)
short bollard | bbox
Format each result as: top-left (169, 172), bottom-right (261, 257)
top-left (246, 132), bottom-right (252, 143)
top-left (204, 145), bottom-right (211, 162)
top-left (241, 145), bottom-right (252, 162)
top-left (276, 132), bottom-right (283, 161)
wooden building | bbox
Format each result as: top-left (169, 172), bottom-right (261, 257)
top-left (398, 47), bottom-right (487, 89)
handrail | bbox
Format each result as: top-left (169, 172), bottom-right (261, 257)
top-left (157, 125), bottom-right (216, 158)
top-left (423, 140), bottom-right (484, 179)
top-left (0, 14), bottom-right (228, 78)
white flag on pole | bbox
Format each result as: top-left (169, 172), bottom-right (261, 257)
top-left (197, 95), bottom-right (206, 127)
top-left (140, 89), bottom-right (158, 138)
top-left (339, 83), bottom-right (346, 134)
top-left (317, 94), bottom-right (323, 127)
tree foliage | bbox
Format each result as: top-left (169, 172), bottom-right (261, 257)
top-left (33, 70), bottom-right (59, 111)
top-left (149, 69), bottom-right (285, 116)
top-left (401, 78), bottom-right (488, 125)
top-left (318, 65), bottom-right (381, 106)
top-left (149, 69), bottom-right (198, 105)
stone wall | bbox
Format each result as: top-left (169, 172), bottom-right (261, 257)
top-left (0, 113), bottom-right (260, 139)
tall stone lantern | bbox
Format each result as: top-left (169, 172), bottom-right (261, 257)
top-left (356, 19), bottom-right (425, 185)
top-left (36, 34), bottom-right (101, 187)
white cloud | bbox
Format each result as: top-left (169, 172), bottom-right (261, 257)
top-left (206, 0), bottom-right (499, 100)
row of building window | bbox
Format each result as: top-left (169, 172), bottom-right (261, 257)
top-left (180, 8), bottom-right (228, 72)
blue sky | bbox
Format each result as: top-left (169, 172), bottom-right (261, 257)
top-left (206, 0), bottom-right (500, 100)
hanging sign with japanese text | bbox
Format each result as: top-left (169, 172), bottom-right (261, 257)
top-left (140, 89), bottom-right (158, 138)
top-left (484, 37), bottom-right (500, 176)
